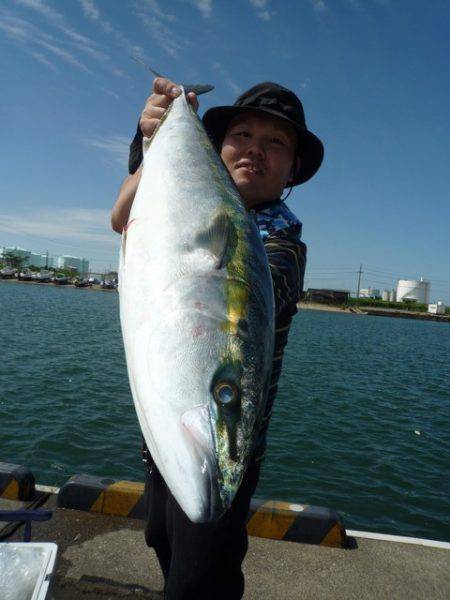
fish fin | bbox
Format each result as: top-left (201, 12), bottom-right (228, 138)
top-left (194, 212), bottom-right (233, 269)
top-left (182, 404), bottom-right (215, 455)
top-left (131, 57), bottom-right (214, 96)
top-left (183, 84), bottom-right (214, 96)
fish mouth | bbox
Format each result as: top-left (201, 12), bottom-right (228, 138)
top-left (181, 403), bottom-right (225, 522)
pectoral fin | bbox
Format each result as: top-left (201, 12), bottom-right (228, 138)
top-left (194, 212), bottom-right (234, 269)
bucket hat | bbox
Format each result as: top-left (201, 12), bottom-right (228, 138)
top-left (202, 82), bottom-right (324, 185)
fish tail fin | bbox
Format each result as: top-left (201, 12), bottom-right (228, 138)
top-left (131, 56), bottom-right (214, 96)
top-left (183, 84), bottom-right (214, 96)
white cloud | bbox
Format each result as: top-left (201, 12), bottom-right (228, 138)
top-left (81, 135), bottom-right (130, 168)
top-left (212, 62), bottom-right (241, 95)
top-left (141, 17), bottom-right (182, 57)
top-left (0, 208), bottom-right (117, 246)
top-left (0, 17), bottom-right (29, 42)
top-left (97, 86), bottom-right (120, 100)
top-left (143, 0), bottom-right (176, 21)
top-left (300, 78), bottom-right (311, 90)
top-left (310, 0), bottom-right (327, 12)
top-left (248, 0), bottom-right (275, 21)
top-left (0, 12), bottom-right (91, 72)
top-left (15, 0), bottom-right (93, 45)
top-left (30, 50), bottom-right (58, 71)
top-left (36, 38), bottom-right (92, 73)
top-left (12, 0), bottom-right (123, 75)
top-left (345, 0), bottom-right (390, 8)
top-left (79, 0), bottom-right (100, 20)
top-left (190, 0), bottom-right (213, 18)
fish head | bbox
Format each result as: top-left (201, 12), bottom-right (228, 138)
top-left (139, 282), bottom-right (269, 523)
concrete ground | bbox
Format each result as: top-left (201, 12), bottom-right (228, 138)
top-left (3, 493), bottom-right (449, 599)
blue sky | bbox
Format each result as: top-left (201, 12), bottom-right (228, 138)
top-left (0, 0), bottom-right (449, 301)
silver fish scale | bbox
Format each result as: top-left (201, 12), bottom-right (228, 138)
top-left (119, 89), bottom-right (274, 522)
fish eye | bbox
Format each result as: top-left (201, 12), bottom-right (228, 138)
top-left (213, 381), bottom-right (240, 406)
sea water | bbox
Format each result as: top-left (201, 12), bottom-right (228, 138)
top-left (1, 281), bottom-right (449, 541)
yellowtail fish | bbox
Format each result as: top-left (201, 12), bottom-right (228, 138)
top-left (119, 87), bottom-right (274, 522)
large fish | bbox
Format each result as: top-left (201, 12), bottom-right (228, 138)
top-left (119, 87), bottom-right (274, 522)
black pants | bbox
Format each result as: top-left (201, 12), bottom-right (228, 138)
top-left (143, 457), bottom-right (261, 600)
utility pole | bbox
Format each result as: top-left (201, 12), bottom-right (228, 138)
top-left (356, 263), bottom-right (363, 299)
top-left (45, 250), bottom-right (49, 269)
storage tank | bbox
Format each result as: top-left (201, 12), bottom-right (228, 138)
top-left (390, 289), bottom-right (396, 302)
top-left (396, 278), bottom-right (430, 304)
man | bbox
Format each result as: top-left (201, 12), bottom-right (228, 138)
top-left (111, 78), bottom-right (323, 599)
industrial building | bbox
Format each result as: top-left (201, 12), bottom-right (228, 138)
top-left (54, 255), bottom-right (89, 274)
top-left (1, 246), bottom-right (89, 275)
top-left (305, 289), bottom-right (350, 304)
top-left (396, 278), bottom-right (430, 304)
top-left (359, 287), bottom-right (381, 299)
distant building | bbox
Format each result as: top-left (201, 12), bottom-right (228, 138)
top-left (1, 246), bottom-right (30, 262)
top-left (397, 278), bottom-right (430, 304)
top-left (1, 246), bottom-right (88, 274)
top-left (306, 288), bottom-right (350, 304)
top-left (54, 255), bottom-right (89, 274)
top-left (27, 252), bottom-right (53, 268)
top-left (428, 302), bottom-right (445, 315)
top-left (359, 287), bottom-right (381, 299)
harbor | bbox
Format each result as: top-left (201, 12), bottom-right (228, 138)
top-left (2, 279), bottom-right (449, 542)
top-left (1, 465), bottom-right (449, 599)
top-left (299, 302), bottom-right (450, 323)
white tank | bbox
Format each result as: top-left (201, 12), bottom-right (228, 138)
top-left (396, 278), bottom-right (430, 304)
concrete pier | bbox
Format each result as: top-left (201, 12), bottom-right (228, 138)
top-left (2, 491), bottom-right (449, 599)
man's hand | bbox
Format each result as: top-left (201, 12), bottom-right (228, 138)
top-left (111, 77), bottom-right (199, 233)
top-left (140, 77), bottom-right (199, 138)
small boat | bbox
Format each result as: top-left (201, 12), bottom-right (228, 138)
top-left (18, 269), bottom-right (33, 281)
top-left (74, 278), bottom-right (92, 288)
top-left (0, 267), bottom-right (16, 279)
top-left (34, 270), bottom-right (53, 283)
top-left (53, 275), bottom-right (71, 285)
top-left (101, 279), bottom-right (117, 290)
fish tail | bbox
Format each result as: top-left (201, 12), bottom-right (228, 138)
top-left (131, 56), bottom-right (214, 96)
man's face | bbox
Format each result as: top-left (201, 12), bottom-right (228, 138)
top-left (220, 111), bottom-right (300, 207)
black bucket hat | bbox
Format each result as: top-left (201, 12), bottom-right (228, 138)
top-left (202, 82), bottom-right (324, 186)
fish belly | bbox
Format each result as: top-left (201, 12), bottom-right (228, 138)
top-left (119, 92), bottom-right (274, 522)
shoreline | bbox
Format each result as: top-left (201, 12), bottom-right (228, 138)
top-left (298, 301), bottom-right (450, 323)
top-left (0, 278), bottom-right (116, 292)
top-left (2, 280), bottom-right (449, 321)
top-left (298, 301), bottom-right (350, 313)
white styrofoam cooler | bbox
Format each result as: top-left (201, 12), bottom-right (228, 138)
top-left (0, 542), bottom-right (58, 600)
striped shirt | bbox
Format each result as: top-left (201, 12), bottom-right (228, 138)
top-left (252, 200), bottom-right (306, 460)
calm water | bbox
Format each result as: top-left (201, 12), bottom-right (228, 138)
top-left (1, 280), bottom-right (449, 541)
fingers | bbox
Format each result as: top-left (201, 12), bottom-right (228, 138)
top-left (153, 77), bottom-right (181, 98)
top-left (187, 92), bottom-right (199, 112)
top-left (140, 78), bottom-right (176, 137)
top-left (139, 78), bottom-right (199, 137)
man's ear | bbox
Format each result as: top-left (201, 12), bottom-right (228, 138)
top-left (287, 157), bottom-right (301, 185)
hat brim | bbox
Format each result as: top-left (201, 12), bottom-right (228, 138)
top-left (202, 105), bottom-right (324, 185)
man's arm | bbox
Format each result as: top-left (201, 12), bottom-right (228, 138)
top-left (263, 227), bottom-right (307, 317)
top-left (111, 167), bottom-right (142, 233)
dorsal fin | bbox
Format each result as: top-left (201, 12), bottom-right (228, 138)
top-left (194, 212), bottom-right (233, 269)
